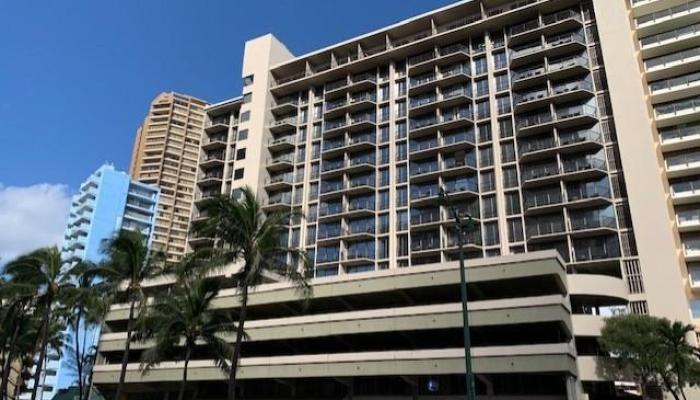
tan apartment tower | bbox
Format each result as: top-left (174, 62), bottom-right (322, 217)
top-left (129, 92), bottom-right (208, 263)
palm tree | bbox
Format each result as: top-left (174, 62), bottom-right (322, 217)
top-left (3, 247), bottom-right (70, 400)
top-left (63, 261), bottom-right (110, 400)
top-left (192, 187), bottom-right (311, 400)
top-left (0, 284), bottom-right (37, 400)
top-left (138, 274), bottom-right (235, 400)
top-left (657, 320), bottom-right (697, 400)
top-left (100, 230), bottom-right (164, 400)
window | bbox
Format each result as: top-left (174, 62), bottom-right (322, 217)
top-left (379, 214), bottom-right (390, 233)
top-left (507, 219), bottom-right (523, 242)
top-left (499, 118), bottom-right (513, 138)
top-left (306, 225), bottom-right (317, 245)
top-left (380, 125), bottom-right (390, 142)
top-left (243, 75), bottom-right (254, 86)
top-left (396, 165), bottom-right (408, 183)
top-left (476, 100), bottom-right (490, 119)
top-left (478, 123), bottom-right (492, 142)
top-left (397, 234), bottom-right (409, 256)
top-left (300, 108), bottom-right (308, 123)
top-left (495, 74), bottom-right (509, 92)
top-left (242, 93), bottom-right (252, 104)
top-left (397, 210), bottom-right (408, 231)
top-left (479, 146), bottom-right (493, 167)
top-left (380, 168), bottom-right (390, 186)
top-left (233, 168), bottom-right (244, 180)
top-left (481, 171), bottom-right (495, 192)
top-left (397, 187), bottom-right (408, 207)
top-left (314, 104), bottom-right (323, 119)
top-left (505, 192), bottom-right (521, 215)
top-left (313, 124), bottom-right (322, 139)
top-left (475, 79), bottom-right (489, 97)
top-left (396, 142), bottom-right (407, 161)
top-left (379, 190), bottom-right (390, 210)
top-left (396, 101), bottom-right (407, 118)
top-left (380, 85), bottom-right (390, 101)
top-left (484, 221), bottom-right (500, 245)
top-left (501, 142), bottom-right (516, 162)
top-left (502, 167), bottom-right (518, 188)
top-left (380, 104), bottom-right (390, 122)
top-left (497, 96), bottom-right (511, 115)
top-left (380, 146), bottom-right (390, 164)
top-left (238, 129), bottom-right (248, 141)
top-left (493, 51), bottom-right (507, 70)
top-left (473, 56), bottom-right (487, 75)
top-left (482, 195), bottom-right (497, 219)
top-left (240, 111), bottom-right (250, 122)
top-left (396, 121), bottom-right (407, 138)
top-left (396, 80), bottom-right (407, 96)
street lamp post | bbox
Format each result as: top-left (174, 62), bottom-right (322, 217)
top-left (438, 187), bottom-right (476, 400)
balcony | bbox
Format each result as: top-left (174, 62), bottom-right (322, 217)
top-left (197, 171), bottom-right (224, 186)
top-left (684, 238), bottom-right (700, 261)
top-left (322, 134), bottom-right (376, 158)
top-left (410, 185), bottom-right (441, 204)
top-left (561, 156), bottom-right (607, 180)
top-left (509, 9), bottom-right (583, 46)
top-left (411, 209), bottom-right (442, 228)
top-left (343, 225), bottom-right (376, 241)
top-left (660, 121), bottom-right (700, 151)
top-left (199, 153), bottom-right (225, 168)
top-left (526, 220), bottom-right (567, 242)
top-left (409, 109), bottom-right (473, 137)
top-left (408, 132), bottom-right (477, 159)
top-left (324, 114), bottom-right (376, 136)
top-left (654, 95), bottom-right (700, 127)
top-left (635, 0), bottom-right (700, 37)
top-left (514, 103), bottom-right (598, 136)
top-left (264, 173), bottom-right (295, 191)
top-left (201, 134), bottom-right (228, 150)
top-left (263, 193), bottom-right (293, 212)
top-left (678, 209), bottom-right (700, 232)
top-left (269, 116), bottom-right (297, 134)
top-left (268, 135), bottom-right (297, 152)
top-left (265, 155), bottom-right (295, 172)
top-left (408, 44), bottom-right (470, 74)
top-left (523, 189), bottom-right (564, 214)
top-left (342, 249), bottom-right (375, 265)
top-left (204, 117), bottom-right (229, 133)
top-left (645, 46), bottom-right (700, 81)
top-left (324, 93), bottom-right (377, 118)
top-left (325, 73), bottom-right (377, 98)
top-left (641, 21), bottom-right (700, 59)
top-left (409, 87), bottom-right (472, 114)
top-left (510, 31), bottom-right (586, 67)
top-left (650, 71), bottom-right (700, 104)
top-left (411, 237), bottom-right (441, 253)
top-left (569, 215), bottom-right (617, 237)
top-left (195, 190), bottom-right (219, 203)
top-left (666, 150), bottom-right (700, 177)
top-left (270, 96), bottom-right (299, 116)
top-left (566, 182), bottom-right (613, 209)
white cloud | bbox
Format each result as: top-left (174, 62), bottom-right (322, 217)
top-left (0, 183), bottom-right (72, 264)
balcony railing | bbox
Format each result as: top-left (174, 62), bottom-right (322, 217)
top-left (562, 157), bottom-right (606, 173)
top-left (411, 209), bottom-right (441, 225)
top-left (559, 129), bottom-right (601, 146)
top-left (641, 21), bottom-right (700, 48)
top-left (526, 219), bottom-right (566, 238)
top-left (567, 181), bottom-right (611, 202)
top-left (268, 136), bottom-right (296, 146)
top-left (645, 46), bottom-right (700, 71)
top-left (570, 215), bottom-right (616, 231)
top-left (519, 136), bottom-right (556, 154)
top-left (667, 151), bottom-right (700, 169)
top-left (655, 95), bottom-right (700, 118)
top-left (266, 193), bottom-right (293, 206)
top-left (266, 173), bottom-right (294, 185)
top-left (524, 189), bottom-right (563, 209)
top-left (271, 116), bottom-right (297, 126)
top-left (522, 163), bottom-right (560, 181)
top-left (650, 71), bottom-right (700, 94)
top-left (660, 121), bottom-right (700, 143)
top-left (636, 0), bottom-right (700, 27)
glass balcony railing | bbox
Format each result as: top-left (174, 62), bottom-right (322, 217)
top-left (443, 129), bottom-right (476, 145)
top-left (266, 173), bottom-right (294, 185)
top-left (570, 215), bottom-right (616, 231)
top-left (646, 46), bottom-right (700, 71)
top-left (271, 116), bottom-right (297, 126)
top-left (267, 155), bottom-right (294, 165)
top-left (660, 121), bottom-right (700, 143)
top-left (667, 151), bottom-right (700, 169)
top-left (567, 180), bottom-right (611, 202)
top-left (408, 50), bottom-right (436, 66)
top-left (548, 54), bottom-right (589, 72)
top-left (655, 95), bottom-right (700, 117)
top-left (320, 182), bottom-right (343, 193)
top-left (555, 104), bottom-right (596, 120)
top-left (266, 193), bottom-right (293, 206)
top-left (512, 65), bottom-right (546, 82)
top-left (641, 21), bottom-right (700, 48)
top-left (411, 162), bottom-right (440, 176)
top-left (526, 219), bottom-right (566, 238)
top-left (522, 163), bottom-right (560, 181)
top-left (411, 238), bottom-right (441, 252)
top-left (324, 119), bottom-right (347, 132)
top-left (441, 64), bottom-right (471, 79)
top-left (514, 88), bottom-right (549, 105)
top-left (268, 136), bottom-right (296, 146)
top-left (523, 188), bottom-right (563, 209)
top-left (411, 185), bottom-right (440, 199)
top-left (443, 178), bottom-right (478, 193)
top-left (519, 136), bottom-right (556, 154)
top-left (562, 156), bottom-right (606, 173)
top-left (516, 111), bottom-right (553, 129)
top-left (636, 0), bottom-right (700, 27)
top-left (559, 129), bottom-right (601, 146)
top-left (650, 71), bottom-right (700, 94)
top-left (410, 74), bottom-right (437, 87)
top-left (348, 200), bottom-right (375, 212)
top-left (410, 138), bottom-right (439, 153)
top-left (411, 209), bottom-right (441, 225)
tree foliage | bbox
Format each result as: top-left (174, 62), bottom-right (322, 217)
top-left (600, 314), bottom-right (700, 400)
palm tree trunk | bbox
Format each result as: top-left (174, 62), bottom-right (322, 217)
top-left (177, 347), bottom-right (191, 400)
top-left (228, 285), bottom-right (248, 400)
top-left (0, 323), bottom-right (19, 400)
top-left (30, 304), bottom-right (51, 400)
top-left (74, 309), bottom-right (84, 400)
top-left (114, 299), bottom-right (136, 400)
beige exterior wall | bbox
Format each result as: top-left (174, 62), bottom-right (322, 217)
top-left (591, 0), bottom-right (691, 323)
top-left (129, 92), bottom-right (207, 263)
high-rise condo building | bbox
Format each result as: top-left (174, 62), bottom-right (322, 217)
top-left (95, 1), bottom-right (700, 399)
top-left (129, 92), bottom-right (207, 263)
top-left (19, 165), bottom-right (159, 400)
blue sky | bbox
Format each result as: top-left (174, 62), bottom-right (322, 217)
top-left (0, 0), bottom-right (454, 190)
